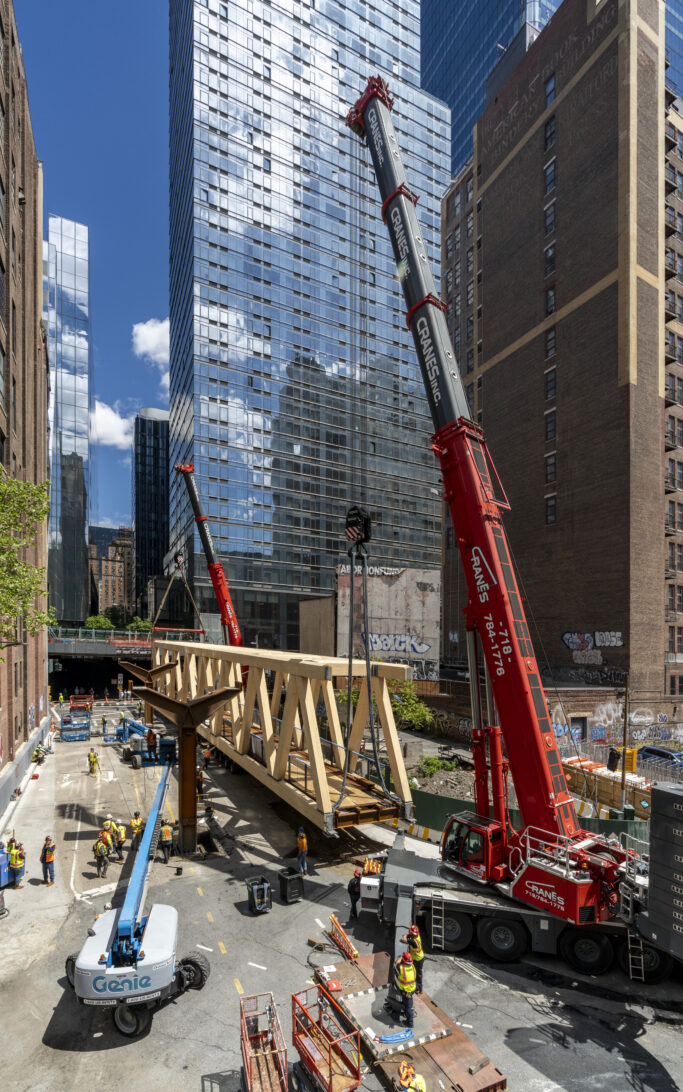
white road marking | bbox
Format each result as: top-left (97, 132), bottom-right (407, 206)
top-left (196, 944), bottom-right (213, 952)
top-left (315, 917), bottom-right (325, 930)
top-left (79, 883), bottom-right (117, 898)
top-left (248, 962), bottom-right (267, 970)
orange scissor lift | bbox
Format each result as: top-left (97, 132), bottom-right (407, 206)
top-left (292, 984), bottom-right (361, 1092)
top-left (240, 992), bottom-right (288, 1092)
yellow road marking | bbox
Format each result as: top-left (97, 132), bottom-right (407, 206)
top-left (233, 974), bottom-right (242, 991)
top-left (197, 887), bottom-right (204, 897)
top-left (189, 867), bottom-right (195, 875)
top-left (219, 942), bottom-right (227, 955)
top-left (207, 912), bottom-right (214, 923)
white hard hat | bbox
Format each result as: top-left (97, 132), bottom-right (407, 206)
top-left (106, 814), bottom-right (112, 820)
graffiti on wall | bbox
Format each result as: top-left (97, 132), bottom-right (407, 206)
top-left (561, 630), bottom-right (623, 667)
top-left (366, 632), bottom-right (432, 655)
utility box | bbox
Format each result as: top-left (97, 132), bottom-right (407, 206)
top-left (279, 867), bottom-right (304, 904)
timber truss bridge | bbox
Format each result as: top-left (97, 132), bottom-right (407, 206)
top-left (132, 639), bottom-right (414, 834)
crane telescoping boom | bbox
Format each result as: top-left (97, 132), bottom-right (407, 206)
top-left (174, 463), bottom-right (243, 648)
top-left (347, 77), bottom-right (633, 926)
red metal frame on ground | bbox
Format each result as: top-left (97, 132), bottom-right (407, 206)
top-left (69, 695), bottom-right (93, 711)
top-left (240, 992), bottom-right (288, 1092)
top-left (292, 984), bottom-right (361, 1092)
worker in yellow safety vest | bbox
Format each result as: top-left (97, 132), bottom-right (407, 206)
top-left (400, 923), bottom-right (425, 993)
top-left (394, 951), bottom-right (416, 1028)
top-left (159, 820), bottom-right (173, 864)
top-left (9, 842), bottom-right (25, 888)
top-left (130, 811), bottom-right (144, 852)
top-left (113, 823), bottom-right (126, 861)
top-left (93, 838), bottom-right (109, 877)
top-left (398, 1062), bottom-right (426, 1092)
top-left (87, 749), bottom-right (99, 776)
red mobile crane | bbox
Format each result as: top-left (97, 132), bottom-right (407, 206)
top-left (347, 79), bottom-right (634, 940)
top-left (174, 463), bottom-right (243, 648)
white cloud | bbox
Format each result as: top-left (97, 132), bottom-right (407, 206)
top-left (160, 370), bottom-right (170, 395)
top-left (132, 317), bottom-right (169, 366)
top-left (90, 399), bottom-right (135, 449)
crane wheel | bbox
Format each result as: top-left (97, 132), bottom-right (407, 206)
top-left (559, 928), bottom-right (614, 975)
top-left (615, 938), bottom-right (673, 984)
top-left (131, 754), bottom-right (141, 770)
top-left (65, 952), bottom-right (79, 987)
top-left (442, 912), bottom-right (474, 952)
top-left (113, 1003), bottom-right (153, 1037)
top-left (178, 950), bottom-right (211, 990)
top-left (476, 917), bottom-right (528, 962)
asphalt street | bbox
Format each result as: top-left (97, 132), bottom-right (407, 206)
top-left (1, 702), bottom-right (682, 1091)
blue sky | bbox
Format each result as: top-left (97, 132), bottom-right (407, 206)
top-left (15, 1), bottom-right (170, 527)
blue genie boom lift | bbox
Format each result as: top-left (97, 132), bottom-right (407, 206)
top-left (65, 763), bottom-right (209, 1036)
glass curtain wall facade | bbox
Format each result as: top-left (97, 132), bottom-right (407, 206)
top-left (133, 408), bottom-right (170, 616)
top-left (44, 215), bottom-right (91, 624)
top-left (168, 0), bottom-right (450, 650)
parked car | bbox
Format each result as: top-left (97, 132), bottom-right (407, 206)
top-left (636, 745), bottom-right (683, 768)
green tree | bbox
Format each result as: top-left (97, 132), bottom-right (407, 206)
top-left (128, 616), bottom-right (152, 632)
top-left (84, 614), bottom-right (114, 630)
top-left (0, 473), bottom-right (54, 653)
top-left (388, 679), bottom-right (436, 732)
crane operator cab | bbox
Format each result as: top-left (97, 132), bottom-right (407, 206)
top-left (441, 813), bottom-right (508, 884)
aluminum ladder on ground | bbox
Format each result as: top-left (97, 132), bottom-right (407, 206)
top-left (431, 891), bottom-right (445, 950)
top-left (627, 931), bottom-right (645, 982)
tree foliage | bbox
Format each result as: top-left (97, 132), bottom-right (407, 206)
top-left (128, 616), bottom-right (152, 631)
top-left (388, 679), bottom-right (436, 732)
top-left (84, 614), bottom-right (114, 630)
top-left (0, 474), bottom-right (53, 649)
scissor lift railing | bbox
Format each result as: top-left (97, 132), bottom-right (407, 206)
top-left (240, 992), bottom-right (288, 1092)
top-left (292, 984), bottom-right (361, 1092)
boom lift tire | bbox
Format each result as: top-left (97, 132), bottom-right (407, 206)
top-left (476, 917), bottom-right (528, 962)
top-left (113, 1003), bottom-right (153, 1037)
top-left (178, 950), bottom-right (211, 990)
top-left (616, 937), bottom-right (673, 984)
top-left (65, 952), bottom-right (79, 987)
top-left (131, 754), bottom-right (141, 770)
top-left (559, 928), bottom-right (614, 974)
top-left (442, 912), bottom-right (474, 952)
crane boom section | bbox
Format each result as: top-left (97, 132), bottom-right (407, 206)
top-left (174, 463), bottom-right (243, 647)
top-left (347, 78), bottom-right (578, 838)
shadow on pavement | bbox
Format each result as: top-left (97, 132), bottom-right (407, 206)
top-left (200, 1070), bottom-right (242, 1092)
top-left (43, 975), bottom-right (153, 1051)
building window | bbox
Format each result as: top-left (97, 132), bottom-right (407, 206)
top-left (445, 232), bottom-right (453, 260)
top-left (678, 627), bottom-right (683, 654)
top-left (466, 176), bottom-right (473, 202)
top-left (467, 247), bottom-right (473, 274)
top-left (466, 280), bottom-right (474, 305)
top-left (454, 225), bottom-right (460, 248)
top-left (446, 269), bottom-right (453, 293)
top-left (454, 328), bottom-right (461, 351)
top-left (544, 115), bottom-right (556, 151)
top-left (11, 375), bottom-right (15, 431)
top-left (544, 160), bottom-right (556, 194)
top-left (544, 202), bottom-right (555, 236)
top-left (466, 211), bottom-right (473, 237)
top-left (454, 295), bottom-right (461, 318)
top-left (671, 676), bottom-right (677, 695)
top-left (545, 495), bottom-right (557, 524)
top-left (545, 410), bottom-right (556, 441)
top-left (466, 383), bottom-right (474, 413)
top-left (545, 452), bottom-right (556, 483)
top-left (545, 74), bottom-right (556, 106)
top-left (544, 244), bottom-right (555, 277)
top-left (677, 543), bottom-right (683, 570)
top-left (466, 348), bottom-right (474, 373)
top-left (454, 258), bottom-right (460, 286)
top-left (677, 586), bottom-right (683, 613)
top-left (466, 316), bottom-right (473, 341)
top-left (545, 327), bottom-right (556, 357)
top-left (670, 585), bottom-right (676, 611)
top-left (669, 626), bottom-right (676, 653)
top-left (545, 286), bottom-right (556, 315)
top-left (11, 228), bottom-right (15, 277)
top-left (677, 502), bottom-right (683, 532)
top-left (452, 190), bottom-right (461, 218)
top-left (545, 368), bottom-right (556, 400)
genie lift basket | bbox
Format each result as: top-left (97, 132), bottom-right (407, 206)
top-left (240, 992), bottom-right (288, 1092)
top-left (292, 984), bottom-right (361, 1092)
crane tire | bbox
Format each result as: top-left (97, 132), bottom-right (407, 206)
top-left (113, 1003), bottom-right (153, 1037)
top-left (559, 928), bottom-right (614, 975)
top-left (178, 950), bottom-right (211, 990)
top-left (131, 754), bottom-right (141, 770)
top-left (65, 952), bottom-right (79, 987)
top-left (442, 912), bottom-right (474, 952)
top-left (476, 917), bottom-right (528, 962)
top-left (616, 937), bottom-right (673, 984)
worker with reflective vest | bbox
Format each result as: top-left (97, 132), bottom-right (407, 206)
top-left (297, 826), bottom-right (308, 875)
top-left (9, 842), bottom-right (25, 888)
top-left (99, 827), bottom-right (113, 855)
top-left (394, 951), bottom-right (416, 1028)
top-left (400, 924), bottom-right (424, 993)
top-left (130, 811), bottom-right (144, 851)
top-left (87, 749), bottom-right (99, 776)
top-left (93, 838), bottom-right (109, 877)
top-left (159, 820), bottom-right (173, 863)
top-left (114, 823), bottom-right (126, 861)
top-left (41, 836), bottom-right (56, 885)
top-left (398, 1063), bottom-right (426, 1092)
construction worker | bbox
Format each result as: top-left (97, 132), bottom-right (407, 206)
top-left (203, 744), bottom-right (212, 770)
top-left (297, 826), bottom-right (308, 875)
top-left (146, 728), bottom-right (157, 761)
top-left (9, 841), bottom-right (25, 888)
top-left (347, 868), bottom-right (362, 920)
top-left (93, 837), bottom-right (109, 877)
top-left (398, 1063), bottom-right (426, 1092)
top-left (100, 819), bottom-right (115, 856)
top-left (101, 713), bottom-right (107, 733)
top-left (196, 766), bottom-right (205, 798)
top-left (87, 748), bottom-right (99, 776)
top-left (159, 819), bottom-right (173, 863)
top-left (130, 811), bottom-right (144, 851)
top-left (58, 691), bottom-right (64, 707)
top-left (394, 951), bottom-right (416, 1028)
top-left (400, 924), bottom-right (425, 994)
top-left (41, 835), bottom-right (56, 885)
top-left (136, 700), bottom-right (143, 717)
top-left (114, 822), bottom-right (126, 861)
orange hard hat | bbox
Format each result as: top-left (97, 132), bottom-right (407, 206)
top-left (409, 924), bottom-right (419, 935)
top-left (398, 1062), bottom-right (415, 1087)
top-left (402, 951), bottom-right (413, 962)
top-left (354, 868), bottom-right (362, 877)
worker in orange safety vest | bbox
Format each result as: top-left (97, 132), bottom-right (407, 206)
top-left (398, 1062), bottom-right (426, 1092)
top-left (159, 820), bottom-right (173, 863)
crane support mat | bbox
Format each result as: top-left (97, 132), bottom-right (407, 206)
top-left (316, 953), bottom-right (506, 1091)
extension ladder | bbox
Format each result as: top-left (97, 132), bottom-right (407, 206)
top-left (327, 915), bottom-right (359, 960)
top-left (627, 932), bottom-right (645, 982)
top-left (431, 892), bottom-right (445, 950)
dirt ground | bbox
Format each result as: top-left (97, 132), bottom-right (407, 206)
top-left (413, 764), bottom-right (475, 799)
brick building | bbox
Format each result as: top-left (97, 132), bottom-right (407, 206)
top-left (0, 0), bottom-right (49, 794)
top-left (441, 0), bottom-right (666, 703)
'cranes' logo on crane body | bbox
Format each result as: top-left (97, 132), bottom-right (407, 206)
top-left (367, 107), bottom-right (384, 165)
top-left (415, 316), bottom-right (441, 405)
top-left (471, 547), bottom-right (497, 603)
top-left (524, 880), bottom-right (565, 911)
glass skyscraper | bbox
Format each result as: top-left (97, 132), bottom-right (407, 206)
top-left (133, 407), bottom-right (170, 615)
top-left (422, 0), bottom-right (683, 176)
top-left (168, 0), bottom-right (450, 650)
top-left (44, 215), bottom-right (92, 624)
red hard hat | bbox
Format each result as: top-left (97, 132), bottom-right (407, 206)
top-left (354, 868), bottom-right (362, 877)
top-left (409, 924), bottom-right (419, 935)
top-left (402, 951), bottom-right (413, 962)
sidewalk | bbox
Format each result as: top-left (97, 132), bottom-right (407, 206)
top-left (0, 744), bottom-right (73, 980)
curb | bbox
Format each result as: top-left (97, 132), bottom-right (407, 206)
top-left (390, 817), bottom-right (442, 845)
